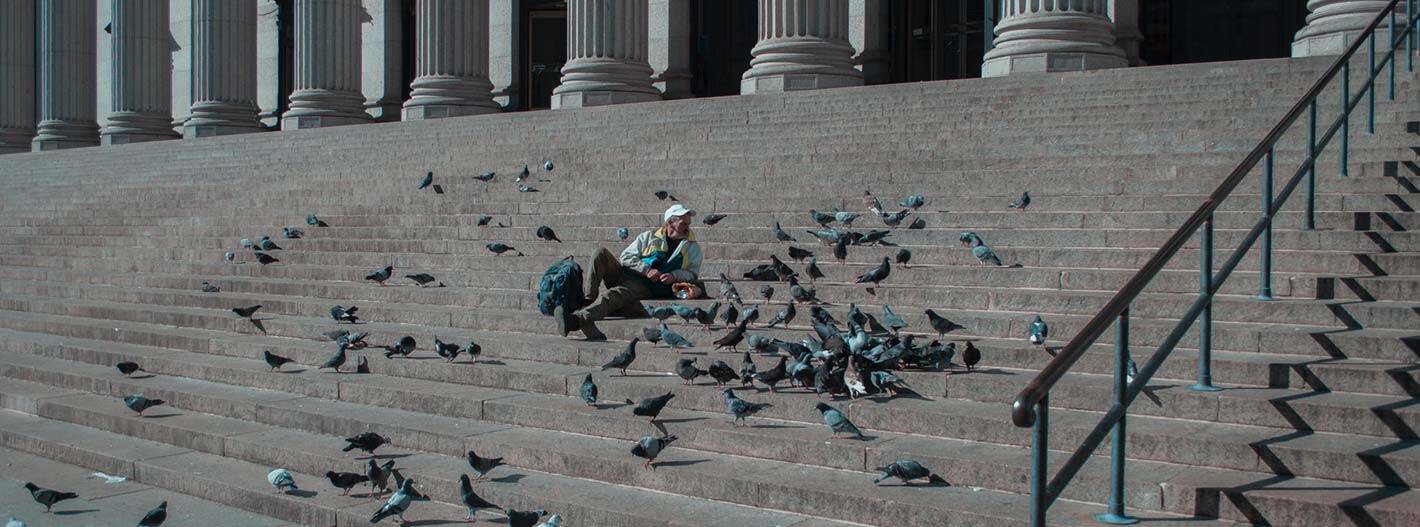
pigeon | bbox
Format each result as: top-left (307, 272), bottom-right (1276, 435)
top-left (815, 402), bottom-right (865, 439)
top-left (366, 265), bottom-right (393, 285)
top-left (925, 309), bottom-right (965, 337)
top-left (263, 350), bottom-right (295, 370)
top-left (880, 209), bottom-right (911, 227)
top-left (908, 217), bottom-right (927, 229)
top-left (343, 432), bottom-right (388, 455)
top-left (659, 322), bottom-right (694, 349)
top-left (1009, 191), bottom-right (1032, 210)
top-left (788, 277), bottom-right (821, 305)
top-left (306, 214), bottom-right (327, 227)
top-left (1029, 315), bottom-right (1049, 347)
top-left (254, 252), bottom-right (279, 265)
top-left (702, 213), bottom-right (727, 225)
top-left (617, 227), bottom-right (631, 240)
top-left (739, 350), bottom-right (758, 383)
top-left (115, 361), bottom-right (144, 376)
top-left (721, 303), bottom-right (739, 328)
top-left (810, 209), bottom-right (835, 227)
top-left (123, 395), bottom-right (165, 415)
top-left (231, 304), bottom-right (261, 318)
top-left (833, 210), bottom-right (860, 227)
top-left (740, 305), bottom-right (760, 326)
top-left (855, 256), bottom-right (892, 292)
top-left (458, 474), bottom-right (499, 521)
top-left (433, 338), bottom-right (462, 362)
top-left (418, 171), bottom-right (433, 190)
top-left (1127, 357), bottom-right (1139, 385)
top-left (282, 227), bottom-right (303, 239)
top-left (631, 434), bottom-right (677, 470)
top-left (383, 336), bottom-right (417, 359)
top-left (477, 215), bottom-right (494, 226)
top-left (330, 305), bottom-right (360, 323)
top-left (772, 221), bottom-right (796, 242)
top-left (963, 341), bottom-right (981, 371)
top-left (137, 500), bottom-right (167, 526)
top-left (959, 232), bottom-right (1003, 266)
top-left (869, 370), bottom-right (911, 396)
top-left (200, 281), bottom-right (220, 293)
top-left (486, 243), bottom-right (522, 256)
top-left (241, 238), bottom-right (254, 250)
top-left (543, 160), bottom-right (554, 171)
top-left (654, 190), bottom-right (677, 201)
top-left (864, 190), bottom-right (884, 215)
top-left (882, 305), bottom-right (907, 333)
top-left (713, 319), bottom-right (748, 351)
top-left (464, 340), bottom-right (483, 364)
top-left (723, 388), bottom-right (772, 425)
top-left (367, 459), bottom-right (396, 499)
top-left (267, 468), bottom-right (298, 493)
top-left (696, 302), bottom-right (721, 329)
top-left (475, 171), bottom-right (496, 182)
top-left (406, 273), bottom-right (439, 287)
top-left (536, 515), bottom-right (562, 527)
top-left (224, 251), bottom-right (235, 263)
top-left (759, 284), bottom-right (774, 303)
top-left (805, 258), bottom-right (825, 283)
top-left (517, 165), bottom-right (530, 182)
top-left (844, 360), bottom-right (868, 398)
top-left (369, 478), bottom-right (426, 524)
top-left (536, 225), bottom-right (562, 242)
top-left (600, 338), bottom-right (639, 375)
top-left (833, 236), bottom-right (849, 262)
top-left (753, 357), bottom-right (789, 393)
top-left (707, 360), bottom-right (740, 387)
top-left (626, 392), bottom-right (675, 422)
top-left (787, 246), bottom-right (814, 262)
top-left (356, 355), bottom-right (370, 374)
top-left (895, 248), bottom-right (912, 268)
top-left (466, 450), bottom-right (505, 480)
top-left (765, 303), bottom-right (796, 328)
top-left (21, 482), bottom-right (77, 512)
top-left (507, 509), bottom-right (548, 527)
top-left (579, 373), bottom-right (598, 406)
top-left (676, 358), bottom-right (709, 385)
top-left (326, 471), bottom-right (369, 495)
top-left (321, 343), bottom-right (349, 372)
top-left (257, 236), bottom-right (281, 251)
top-left (806, 228), bottom-right (845, 245)
top-left (899, 195), bottom-right (926, 210)
top-left (874, 459), bottom-right (947, 485)
top-left (718, 273), bottom-right (742, 304)
top-left (5, 518), bottom-right (21, 527)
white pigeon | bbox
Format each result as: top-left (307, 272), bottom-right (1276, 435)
top-left (7, 517), bottom-right (26, 527)
top-left (267, 467), bottom-right (298, 493)
top-left (90, 471), bottom-right (127, 484)
top-left (536, 515), bottom-right (562, 527)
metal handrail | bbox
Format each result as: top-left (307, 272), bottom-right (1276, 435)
top-left (1009, 1), bottom-right (1418, 525)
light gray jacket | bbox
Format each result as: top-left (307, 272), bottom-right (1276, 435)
top-left (618, 228), bottom-right (703, 283)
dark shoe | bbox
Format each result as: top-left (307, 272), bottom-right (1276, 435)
top-left (580, 318), bottom-right (607, 341)
top-left (554, 306), bottom-right (580, 337)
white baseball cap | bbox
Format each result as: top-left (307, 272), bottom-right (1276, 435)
top-left (663, 204), bottom-right (696, 223)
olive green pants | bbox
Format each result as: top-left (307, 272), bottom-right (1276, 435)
top-left (581, 248), bottom-right (655, 321)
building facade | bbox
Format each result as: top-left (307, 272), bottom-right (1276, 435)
top-left (0, 0), bottom-right (1401, 154)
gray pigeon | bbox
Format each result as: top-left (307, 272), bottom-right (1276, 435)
top-left (475, 171), bottom-right (496, 182)
top-left (330, 305), bottom-right (360, 323)
top-left (543, 160), bottom-right (554, 171)
top-left (536, 225), bottom-right (562, 242)
top-left (477, 215), bottom-right (493, 226)
top-left (22, 482), bottom-right (77, 513)
top-left (466, 450), bottom-right (505, 480)
top-left (617, 227), bottom-right (631, 240)
top-left (764, 303), bottom-right (796, 328)
top-left (631, 434), bottom-right (678, 470)
top-left (809, 209), bottom-right (835, 227)
top-left (137, 500), bottom-right (167, 526)
top-left (267, 468), bottom-right (298, 493)
top-left (305, 214), bottom-right (327, 227)
top-left (417, 171), bottom-right (433, 190)
top-left (486, 243), bottom-right (522, 256)
top-left (723, 388), bottom-right (772, 425)
top-left (1009, 191), bottom-right (1031, 210)
top-left (200, 281), bottom-right (220, 293)
top-left (874, 459), bottom-right (947, 485)
top-left (882, 305), bottom-right (907, 333)
top-left (805, 258), bottom-right (825, 283)
top-left (262, 350), bottom-right (294, 371)
top-left (880, 209), bottom-right (911, 227)
top-left (676, 358), bottom-right (708, 385)
top-left (123, 394), bottom-right (165, 415)
top-left (854, 256), bottom-right (891, 293)
top-left (1029, 315), bottom-right (1049, 347)
top-left (321, 343), bottom-right (349, 372)
top-left (369, 478), bottom-right (427, 524)
top-left (815, 402), bottom-right (865, 439)
top-left (281, 227), bottom-right (302, 239)
top-left (659, 322), bottom-right (694, 349)
top-left (257, 236), bottom-right (280, 251)
top-left (366, 265), bottom-right (393, 285)
top-left (759, 284), bottom-right (774, 303)
top-left (772, 221), bottom-right (796, 242)
top-left (899, 195), bottom-right (925, 209)
top-left (600, 338), bottom-right (639, 375)
top-left (580, 373), bottom-right (598, 405)
top-left (925, 309), bottom-right (964, 337)
top-left (458, 474), bottom-right (499, 521)
top-left (507, 508), bottom-right (547, 527)
top-left (895, 248), bottom-right (912, 268)
top-left (718, 273), bottom-right (742, 304)
top-left (253, 252), bottom-right (278, 265)
top-left (366, 459), bottom-right (396, 499)
top-left (626, 392), bottom-right (675, 422)
top-left (224, 251), bottom-right (235, 263)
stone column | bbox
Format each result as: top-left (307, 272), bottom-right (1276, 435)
top-left (649, 0), bottom-right (692, 99)
top-left (551, 0), bottom-right (661, 109)
top-left (489, 0), bottom-right (521, 110)
top-left (403, 0), bottom-right (500, 119)
top-left (1110, 0), bottom-right (1145, 66)
top-left (0, 1), bottom-right (37, 154)
top-left (982, 0), bottom-right (1126, 78)
top-left (187, 0), bottom-right (261, 138)
top-left (103, 0), bottom-right (180, 145)
top-left (849, 0), bottom-right (889, 85)
top-left (741, 0), bottom-right (862, 94)
top-left (282, 0), bottom-right (368, 130)
top-left (1293, 1), bottom-right (1393, 57)
top-left (33, 0), bottom-right (100, 151)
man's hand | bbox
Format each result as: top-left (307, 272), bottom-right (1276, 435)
top-left (657, 273), bottom-right (676, 284)
top-left (644, 269), bottom-right (662, 281)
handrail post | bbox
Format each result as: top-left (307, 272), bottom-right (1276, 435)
top-left (1341, 61), bottom-right (1350, 177)
top-left (1368, 32), bottom-right (1376, 134)
top-left (1257, 147), bottom-right (1275, 301)
top-left (1192, 216), bottom-right (1222, 392)
top-left (1029, 394), bottom-right (1049, 527)
top-left (1389, 9), bottom-right (1397, 101)
top-left (1409, 0), bottom-right (1415, 72)
top-left (1306, 100), bottom-right (1317, 231)
top-left (1096, 309), bottom-right (1138, 525)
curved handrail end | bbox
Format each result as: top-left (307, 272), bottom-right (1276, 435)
top-left (1012, 397), bottom-right (1036, 428)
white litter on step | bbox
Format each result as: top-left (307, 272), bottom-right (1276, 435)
top-left (89, 472), bottom-right (126, 484)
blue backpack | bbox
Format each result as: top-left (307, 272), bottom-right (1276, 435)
top-left (537, 256), bottom-right (586, 316)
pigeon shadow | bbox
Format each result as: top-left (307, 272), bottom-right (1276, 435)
top-left (488, 474), bottom-right (525, 484)
top-left (249, 319), bottom-right (268, 334)
top-left (750, 423), bottom-right (805, 430)
top-left (125, 374), bottom-right (157, 380)
top-left (362, 453), bottom-right (413, 460)
top-left (284, 489), bottom-right (318, 498)
top-left (432, 184), bottom-right (445, 194)
top-left (276, 368), bottom-right (307, 374)
top-left (474, 359), bottom-right (506, 366)
top-left (142, 412), bottom-right (181, 419)
top-left (592, 402), bottom-right (628, 410)
top-left (402, 520), bottom-right (464, 526)
top-left (655, 459), bottom-right (711, 468)
top-left (53, 509), bottom-right (100, 516)
top-left (656, 417), bottom-right (708, 424)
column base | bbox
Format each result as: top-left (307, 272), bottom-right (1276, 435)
top-left (402, 103), bottom-right (501, 120)
top-left (551, 90), bottom-right (661, 109)
top-left (31, 120), bottom-right (99, 151)
top-left (1292, 27), bottom-right (1399, 57)
top-left (0, 128), bottom-right (35, 154)
top-left (102, 132), bottom-right (179, 146)
top-left (281, 89), bottom-right (370, 130)
top-left (741, 72), bottom-right (863, 94)
top-left (102, 112), bottom-right (180, 145)
top-left (183, 123), bottom-right (263, 139)
top-left (281, 114), bottom-right (371, 130)
top-left (982, 51), bottom-right (1127, 78)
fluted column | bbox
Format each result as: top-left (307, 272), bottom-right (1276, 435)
top-left (103, 0), bottom-right (179, 145)
top-left (649, 0), bottom-right (693, 99)
top-left (403, 0), bottom-right (499, 119)
top-left (741, 0), bottom-right (861, 94)
top-left (186, 0), bottom-right (261, 138)
top-left (1110, 0), bottom-right (1145, 66)
top-left (0, 1), bottom-right (37, 154)
top-left (551, 0), bottom-right (660, 109)
top-left (982, 0), bottom-right (1126, 78)
top-left (33, 0), bottom-right (100, 151)
top-left (282, 0), bottom-right (368, 130)
top-left (1293, 1), bottom-right (1393, 57)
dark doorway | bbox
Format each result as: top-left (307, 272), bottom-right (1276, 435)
top-left (888, 0), bottom-right (990, 82)
top-left (689, 0), bottom-right (756, 97)
top-left (1140, 0), bottom-right (1307, 65)
top-left (274, 0), bottom-right (294, 127)
top-left (521, 1), bottom-right (566, 110)
top-left (400, 0), bottom-right (416, 103)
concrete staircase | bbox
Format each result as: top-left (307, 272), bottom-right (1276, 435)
top-left (0, 56), bottom-right (1416, 526)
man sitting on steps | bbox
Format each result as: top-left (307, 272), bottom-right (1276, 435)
top-left (556, 204), bottom-right (703, 341)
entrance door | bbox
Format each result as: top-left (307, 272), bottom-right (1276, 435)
top-left (524, 5), bottom-right (567, 110)
top-left (891, 0), bottom-right (990, 82)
